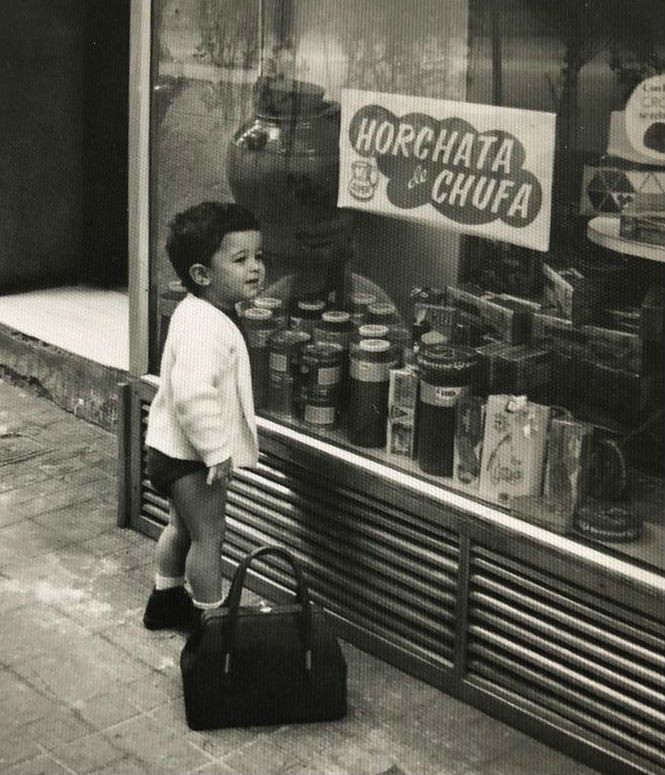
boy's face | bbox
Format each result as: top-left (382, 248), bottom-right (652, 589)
top-left (192, 230), bottom-right (265, 310)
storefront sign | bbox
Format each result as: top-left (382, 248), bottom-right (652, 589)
top-left (625, 74), bottom-right (665, 164)
top-left (338, 89), bottom-right (556, 252)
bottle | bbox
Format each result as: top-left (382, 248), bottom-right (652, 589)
top-left (241, 307), bottom-right (275, 409)
top-left (347, 339), bottom-right (397, 448)
top-left (415, 343), bottom-right (480, 477)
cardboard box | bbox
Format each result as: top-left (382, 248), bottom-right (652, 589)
top-left (542, 264), bottom-right (597, 325)
top-left (452, 396), bottom-right (486, 491)
top-left (620, 213), bottom-right (665, 246)
top-left (386, 367), bottom-right (419, 458)
top-left (582, 325), bottom-right (643, 373)
top-left (494, 345), bottom-right (552, 401)
top-left (475, 341), bottom-right (514, 394)
top-left (447, 285), bottom-right (531, 344)
top-left (479, 396), bottom-right (551, 506)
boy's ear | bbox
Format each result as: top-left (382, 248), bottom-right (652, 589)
top-left (189, 263), bottom-right (210, 287)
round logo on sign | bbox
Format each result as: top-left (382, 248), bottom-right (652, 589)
top-left (625, 74), bottom-right (665, 163)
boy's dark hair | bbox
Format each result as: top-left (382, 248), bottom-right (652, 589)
top-left (166, 201), bottom-right (259, 293)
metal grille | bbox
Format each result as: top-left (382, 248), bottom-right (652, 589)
top-left (139, 401), bottom-right (459, 666)
top-left (466, 545), bottom-right (665, 772)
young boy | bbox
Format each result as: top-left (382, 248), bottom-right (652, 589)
top-left (143, 201), bottom-right (265, 629)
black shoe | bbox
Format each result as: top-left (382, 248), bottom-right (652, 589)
top-left (143, 586), bottom-right (195, 630)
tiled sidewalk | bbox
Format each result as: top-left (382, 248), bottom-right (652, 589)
top-left (0, 378), bottom-right (600, 775)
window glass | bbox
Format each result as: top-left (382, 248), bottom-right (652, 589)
top-left (148, 0), bottom-right (665, 573)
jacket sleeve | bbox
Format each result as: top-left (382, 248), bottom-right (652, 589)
top-left (169, 311), bottom-right (237, 468)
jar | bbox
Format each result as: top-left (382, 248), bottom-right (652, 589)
top-left (290, 299), bottom-right (326, 337)
top-left (349, 292), bottom-right (377, 326)
top-left (367, 302), bottom-right (400, 329)
top-left (299, 342), bottom-right (343, 389)
top-left (313, 310), bottom-right (352, 350)
top-left (267, 330), bottom-right (311, 416)
top-left (356, 323), bottom-right (390, 342)
top-left (303, 386), bottom-right (338, 429)
top-left (254, 296), bottom-right (287, 329)
top-left (415, 343), bottom-right (480, 477)
top-left (242, 307), bottom-right (275, 409)
top-left (227, 77), bottom-right (343, 262)
top-left (347, 339), bottom-right (397, 448)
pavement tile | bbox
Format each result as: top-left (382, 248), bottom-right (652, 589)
top-left (0, 727), bottom-right (44, 769)
top-left (0, 517), bottom-right (75, 565)
top-left (49, 730), bottom-right (126, 774)
top-left (188, 759), bottom-right (239, 775)
top-left (475, 737), bottom-right (601, 775)
top-left (221, 736), bottom-right (311, 775)
top-left (32, 502), bottom-right (116, 544)
top-left (0, 603), bottom-right (90, 666)
top-left (13, 633), bottom-right (143, 705)
top-left (88, 756), bottom-right (155, 775)
top-left (102, 620), bottom-right (186, 680)
top-left (24, 707), bottom-right (95, 749)
top-left (4, 753), bottom-right (73, 775)
top-left (148, 699), bottom-right (278, 759)
top-left (0, 668), bottom-right (59, 727)
top-left (105, 715), bottom-right (211, 775)
top-left (73, 684), bottom-right (146, 730)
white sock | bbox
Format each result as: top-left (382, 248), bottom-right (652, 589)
top-left (155, 573), bottom-right (185, 591)
top-left (192, 597), bottom-right (225, 610)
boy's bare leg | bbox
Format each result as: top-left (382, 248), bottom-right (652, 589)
top-left (154, 503), bottom-right (191, 581)
top-left (171, 469), bottom-right (227, 607)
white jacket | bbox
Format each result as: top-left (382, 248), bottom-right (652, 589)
top-left (145, 294), bottom-right (259, 470)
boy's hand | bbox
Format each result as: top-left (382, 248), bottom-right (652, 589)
top-left (206, 458), bottom-right (232, 486)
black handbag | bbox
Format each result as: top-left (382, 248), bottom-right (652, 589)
top-left (180, 545), bottom-right (347, 730)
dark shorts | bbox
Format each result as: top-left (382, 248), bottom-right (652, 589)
top-left (146, 447), bottom-right (206, 498)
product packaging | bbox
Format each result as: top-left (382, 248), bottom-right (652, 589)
top-left (447, 285), bottom-right (531, 344)
top-left (619, 213), bottom-right (665, 246)
top-left (386, 366), bottom-right (419, 457)
top-left (582, 324), bottom-right (643, 373)
top-left (542, 264), bottom-right (598, 325)
top-left (494, 345), bottom-right (552, 402)
top-left (543, 417), bottom-right (594, 514)
top-left (474, 341), bottom-right (515, 395)
top-left (412, 303), bottom-right (458, 343)
top-left (478, 395), bottom-right (551, 506)
top-left (452, 396), bottom-right (486, 491)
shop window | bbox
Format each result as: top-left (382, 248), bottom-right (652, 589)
top-left (147, 0), bottom-right (665, 573)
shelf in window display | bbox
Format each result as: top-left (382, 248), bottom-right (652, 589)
top-left (587, 216), bottom-right (665, 262)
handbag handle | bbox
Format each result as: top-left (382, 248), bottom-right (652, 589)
top-left (222, 545), bottom-right (314, 673)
